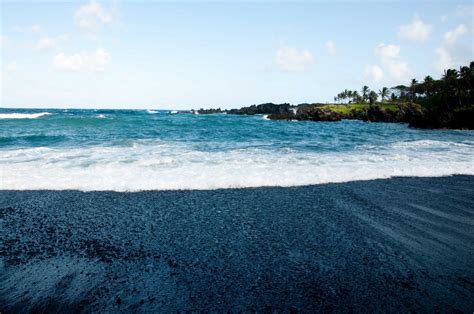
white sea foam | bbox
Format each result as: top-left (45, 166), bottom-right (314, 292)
top-left (0, 112), bottom-right (51, 119)
top-left (170, 110), bottom-right (178, 114)
top-left (147, 110), bottom-right (158, 114)
top-left (262, 114), bottom-right (269, 120)
top-left (1, 140), bottom-right (473, 191)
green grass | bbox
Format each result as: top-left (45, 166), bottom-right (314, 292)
top-left (324, 103), bottom-right (366, 114)
top-left (380, 103), bottom-right (399, 112)
top-left (323, 103), bottom-right (399, 114)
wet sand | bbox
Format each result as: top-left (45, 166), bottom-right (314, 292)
top-left (1, 175), bottom-right (473, 312)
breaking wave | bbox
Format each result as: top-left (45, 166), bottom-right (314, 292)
top-left (0, 112), bottom-right (52, 119)
top-left (1, 139), bottom-right (473, 191)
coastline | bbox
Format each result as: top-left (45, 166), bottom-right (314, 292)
top-left (196, 102), bottom-right (474, 130)
top-left (1, 175), bottom-right (473, 312)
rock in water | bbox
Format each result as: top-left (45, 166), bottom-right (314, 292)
top-left (228, 103), bottom-right (292, 115)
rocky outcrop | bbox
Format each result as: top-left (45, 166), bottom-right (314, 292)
top-left (362, 106), bottom-right (395, 123)
top-left (294, 107), bottom-right (342, 121)
top-left (197, 102), bottom-right (473, 129)
top-left (268, 107), bottom-right (342, 122)
top-left (360, 103), bottom-right (474, 129)
top-left (228, 103), bottom-right (292, 115)
top-left (408, 108), bottom-right (474, 129)
top-left (266, 113), bottom-right (294, 120)
top-left (355, 103), bottom-right (425, 125)
top-left (197, 108), bottom-right (224, 114)
top-left (267, 103), bottom-right (428, 124)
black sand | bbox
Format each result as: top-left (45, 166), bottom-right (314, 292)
top-left (1, 176), bottom-right (473, 312)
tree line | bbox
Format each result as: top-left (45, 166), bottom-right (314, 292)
top-left (334, 61), bottom-right (473, 109)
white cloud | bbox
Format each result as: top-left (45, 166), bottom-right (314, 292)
top-left (35, 37), bottom-right (57, 51)
top-left (375, 44), bottom-right (400, 59)
top-left (365, 65), bottom-right (384, 83)
top-left (434, 47), bottom-right (453, 72)
top-left (75, 0), bottom-right (112, 36)
top-left (274, 47), bottom-right (314, 72)
top-left (54, 48), bottom-right (111, 72)
top-left (54, 53), bottom-right (84, 72)
top-left (325, 41), bottom-right (336, 55)
top-left (397, 15), bottom-right (432, 43)
top-left (34, 34), bottom-right (69, 51)
top-left (433, 24), bottom-right (472, 72)
top-left (369, 43), bottom-right (412, 83)
top-left (14, 24), bottom-right (43, 35)
top-left (444, 24), bottom-right (468, 45)
top-left (384, 60), bottom-right (411, 82)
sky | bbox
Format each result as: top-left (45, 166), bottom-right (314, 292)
top-left (1, 0), bottom-right (473, 109)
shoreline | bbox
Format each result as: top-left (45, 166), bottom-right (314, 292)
top-left (1, 173), bottom-right (473, 192)
top-left (1, 175), bottom-right (473, 312)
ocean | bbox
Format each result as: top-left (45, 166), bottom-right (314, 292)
top-left (1, 108), bottom-right (473, 191)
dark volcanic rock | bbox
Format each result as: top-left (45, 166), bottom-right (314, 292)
top-left (361, 103), bottom-right (474, 130)
top-left (266, 113), bottom-right (294, 120)
top-left (360, 103), bottom-right (429, 126)
top-left (339, 108), bottom-right (363, 120)
top-left (268, 107), bottom-right (342, 122)
top-left (363, 106), bottom-right (396, 123)
top-left (409, 108), bottom-right (474, 129)
top-left (228, 103), bottom-right (292, 115)
top-left (394, 103), bottom-right (424, 124)
top-left (197, 108), bottom-right (223, 114)
top-left (452, 108), bottom-right (474, 129)
top-left (297, 107), bottom-right (342, 121)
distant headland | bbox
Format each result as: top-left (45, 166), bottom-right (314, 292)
top-left (195, 62), bottom-right (474, 130)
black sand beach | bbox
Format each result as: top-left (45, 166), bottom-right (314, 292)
top-left (1, 175), bottom-right (473, 312)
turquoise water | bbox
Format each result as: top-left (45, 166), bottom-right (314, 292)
top-left (1, 108), bottom-right (473, 190)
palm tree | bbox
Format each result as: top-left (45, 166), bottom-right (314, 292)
top-left (459, 65), bottom-right (473, 103)
top-left (361, 86), bottom-right (370, 103)
top-left (392, 85), bottom-right (409, 101)
top-left (443, 69), bottom-right (458, 81)
top-left (352, 90), bottom-right (361, 103)
top-left (343, 89), bottom-right (349, 104)
top-left (423, 76), bottom-right (434, 97)
top-left (409, 79), bottom-right (418, 101)
top-left (379, 87), bottom-right (389, 103)
top-left (347, 90), bottom-right (353, 104)
top-left (369, 91), bottom-right (378, 106)
top-left (442, 69), bottom-right (459, 108)
top-left (459, 66), bottom-right (471, 85)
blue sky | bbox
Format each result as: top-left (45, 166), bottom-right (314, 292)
top-left (1, 1), bottom-right (473, 109)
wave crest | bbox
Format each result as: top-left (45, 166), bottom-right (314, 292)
top-left (0, 112), bottom-right (52, 119)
